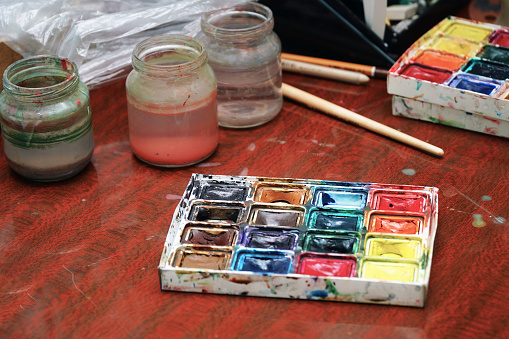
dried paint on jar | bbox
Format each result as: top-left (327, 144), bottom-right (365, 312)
top-left (126, 35), bottom-right (219, 167)
top-left (198, 1), bottom-right (283, 128)
top-left (0, 56), bottom-right (94, 182)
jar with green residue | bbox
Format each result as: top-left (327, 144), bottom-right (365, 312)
top-left (0, 55), bottom-right (94, 181)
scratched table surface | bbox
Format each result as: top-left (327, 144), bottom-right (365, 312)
top-left (1, 66), bottom-right (508, 338)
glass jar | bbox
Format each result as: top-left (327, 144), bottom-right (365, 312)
top-left (126, 35), bottom-right (218, 167)
top-left (198, 1), bottom-right (283, 128)
top-left (0, 56), bottom-right (94, 182)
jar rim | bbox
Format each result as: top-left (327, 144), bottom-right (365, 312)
top-left (2, 55), bottom-right (79, 101)
top-left (132, 35), bottom-right (207, 77)
top-left (201, 2), bottom-right (273, 41)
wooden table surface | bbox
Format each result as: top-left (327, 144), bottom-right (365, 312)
top-left (1, 69), bottom-right (508, 338)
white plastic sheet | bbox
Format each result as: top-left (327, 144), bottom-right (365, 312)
top-left (0, 0), bottom-right (248, 89)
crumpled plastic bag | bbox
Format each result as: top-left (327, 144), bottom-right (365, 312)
top-left (0, 0), bottom-right (248, 89)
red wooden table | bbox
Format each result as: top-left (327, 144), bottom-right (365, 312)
top-left (1, 68), bottom-right (508, 338)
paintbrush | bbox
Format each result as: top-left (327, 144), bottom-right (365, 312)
top-left (281, 59), bottom-right (370, 85)
top-left (282, 83), bottom-right (444, 157)
top-left (282, 53), bottom-right (389, 79)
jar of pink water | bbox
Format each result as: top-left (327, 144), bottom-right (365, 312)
top-left (126, 35), bottom-right (218, 167)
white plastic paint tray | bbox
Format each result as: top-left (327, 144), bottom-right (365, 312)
top-left (387, 16), bottom-right (509, 138)
top-left (158, 174), bottom-right (439, 307)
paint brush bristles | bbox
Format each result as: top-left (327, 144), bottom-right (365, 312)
top-left (282, 83), bottom-right (444, 157)
top-left (282, 59), bottom-right (370, 85)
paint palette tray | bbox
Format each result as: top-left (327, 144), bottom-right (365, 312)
top-left (158, 174), bottom-right (439, 307)
top-left (387, 16), bottom-right (509, 138)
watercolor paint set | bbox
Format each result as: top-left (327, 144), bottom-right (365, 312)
top-left (158, 174), bottom-right (439, 307)
top-left (387, 16), bottom-right (509, 138)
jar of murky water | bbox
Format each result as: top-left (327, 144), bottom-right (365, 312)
top-left (0, 56), bottom-right (94, 181)
top-left (198, 1), bottom-right (283, 128)
top-left (126, 35), bottom-right (219, 167)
